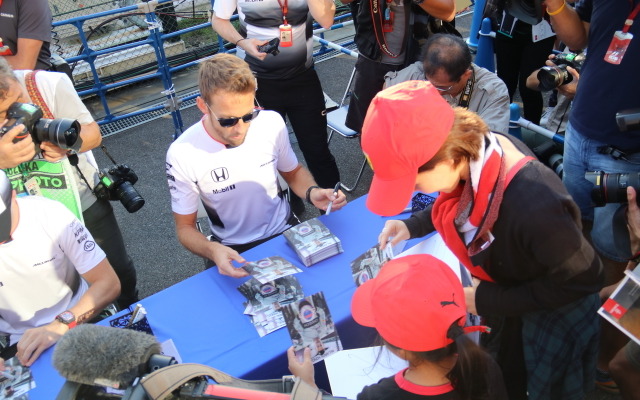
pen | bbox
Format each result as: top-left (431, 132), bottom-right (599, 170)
top-left (325, 182), bottom-right (341, 216)
top-left (126, 304), bottom-right (142, 327)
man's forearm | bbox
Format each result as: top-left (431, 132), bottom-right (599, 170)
top-left (420, 0), bottom-right (456, 22)
top-left (211, 15), bottom-right (244, 45)
top-left (308, 0), bottom-right (336, 29)
top-left (280, 165), bottom-right (319, 200)
top-left (547, 0), bottom-right (589, 50)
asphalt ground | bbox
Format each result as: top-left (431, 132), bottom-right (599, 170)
top-left (90, 11), bottom-right (620, 400)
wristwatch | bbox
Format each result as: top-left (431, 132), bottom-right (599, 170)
top-left (55, 311), bottom-right (77, 329)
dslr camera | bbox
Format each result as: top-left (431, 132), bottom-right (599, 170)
top-left (537, 52), bottom-right (585, 91)
top-left (94, 164), bottom-right (145, 213)
top-left (585, 171), bottom-right (640, 206)
top-left (0, 102), bottom-right (82, 152)
top-left (257, 38), bottom-right (280, 56)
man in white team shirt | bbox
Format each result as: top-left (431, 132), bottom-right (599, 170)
top-left (166, 54), bottom-right (346, 278)
top-left (0, 170), bottom-right (120, 366)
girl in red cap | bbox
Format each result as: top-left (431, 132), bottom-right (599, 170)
top-left (288, 254), bottom-right (508, 399)
top-left (365, 81), bottom-right (602, 400)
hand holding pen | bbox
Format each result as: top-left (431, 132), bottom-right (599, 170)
top-left (325, 182), bottom-right (342, 215)
top-left (307, 182), bottom-right (347, 213)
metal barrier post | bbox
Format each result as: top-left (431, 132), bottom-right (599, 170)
top-left (466, 0), bottom-right (486, 50)
top-left (509, 103), bottom-right (522, 140)
top-left (475, 18), bottom-right (495, 72)
top-left (141, 0), bottom-right (184, 139)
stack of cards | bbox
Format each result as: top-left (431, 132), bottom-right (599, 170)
top-left (242, 256), bottom-right (303, 283)
top-left (281, 292), bottom-right (343, 364)
top-left (238, 275), bottom-right (304, 337)
top-left (283, 219), bottom-right (343, 266)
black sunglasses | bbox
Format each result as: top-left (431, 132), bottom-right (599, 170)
top-left (206, 103), bottom-right (261, 128)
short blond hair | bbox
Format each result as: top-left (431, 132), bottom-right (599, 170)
top-left (419, 107), bottom-right (488, 171)
top-left (198, 54), bottom-right (256, 104)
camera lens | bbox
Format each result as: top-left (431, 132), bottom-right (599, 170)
top-left (586, 171), bottom-right (640, 206)
top-left (115, 182), bottom-right (145, 213)
top-left (33, 118), bottom-right (83, 152)
top-left (537, 65), bottom-right (573, 91)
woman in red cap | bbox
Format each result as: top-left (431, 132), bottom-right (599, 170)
top-left (364, 80), bottom-right (603, 400)
top-left (288, 254), bottom-right (508, 399)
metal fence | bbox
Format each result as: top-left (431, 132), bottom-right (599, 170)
top-left (50, 0), bottom-right (356, 137)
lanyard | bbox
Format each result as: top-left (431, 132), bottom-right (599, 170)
top-left (623, 1), bottom-right (640, 33)
top-left (277, 0), bottom-right (288, 24)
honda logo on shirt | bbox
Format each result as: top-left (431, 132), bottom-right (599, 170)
top-left (211, 167), bottom-right (229, 182)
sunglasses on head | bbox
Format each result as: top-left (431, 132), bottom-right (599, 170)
top-left (206, 103), bottom-right (261, 128)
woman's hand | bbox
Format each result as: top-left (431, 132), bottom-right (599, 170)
top-left (378, 220), bottom-right (410, 251)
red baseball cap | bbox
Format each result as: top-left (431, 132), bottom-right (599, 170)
top-left (351, 254), bottom-right (466, 352)
top-left (361, 81), bottom-right (454, 216)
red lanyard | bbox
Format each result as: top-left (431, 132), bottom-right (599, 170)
top-left (623, 0), bottom-right (640, 33)
top-left (277, 0), bottom-right (288, 24)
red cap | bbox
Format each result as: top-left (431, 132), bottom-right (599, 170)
top-left (351, 254), bottom-right (466, 352)
top-left (361, 81), bottom-right (454, 216)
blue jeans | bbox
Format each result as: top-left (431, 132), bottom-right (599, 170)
top-left (563, 122), bottom-right (640, 261)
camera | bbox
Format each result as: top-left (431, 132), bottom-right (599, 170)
top-left (94, 164), bottom-right (145, 213)
top-left (536, 52), bottom-right (585, 91)
top-left (585, 171), bottom-right (640, 206)
top-left (0, 102), bottom-right (82, 152)
top-left (533, 141), bottom-right (563, 178)
top-left (257, 38), bottom-right (280, 56)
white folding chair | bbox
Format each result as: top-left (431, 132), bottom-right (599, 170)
top-left (326, 67), bottom-right (368, 193)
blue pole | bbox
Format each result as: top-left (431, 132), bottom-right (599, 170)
top-left (475, 18), bottom-right (495, 72)
top-left (466, 0), bottom-right (486, 50)
top-left (509, 103), bottom-right (522, 140)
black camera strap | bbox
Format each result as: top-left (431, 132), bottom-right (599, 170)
top-left (457, 67), bottom-right (475, 109)
top-left (597, 145), bottom-right (640, 165)
top-left (67, 153), bottom-right (98, 193)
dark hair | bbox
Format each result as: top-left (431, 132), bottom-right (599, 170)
top-left (380, 320), bottom-right (491, 400)
top-left (421, 33), bottom-right (472, 82)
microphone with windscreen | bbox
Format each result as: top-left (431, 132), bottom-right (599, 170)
top-left (52, 324), bottom-right (175, 389)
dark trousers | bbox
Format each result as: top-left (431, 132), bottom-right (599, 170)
top-left (83, 198), bottom-right (139, 309)
top-left (256, 68), bottom-right (340, 188)
top-left (495, 30), bottom-right (555, 125)
top-left (345, 55), bottom-right (403, 133)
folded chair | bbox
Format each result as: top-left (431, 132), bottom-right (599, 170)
top-left (326, 66), bottom-right (368, 193)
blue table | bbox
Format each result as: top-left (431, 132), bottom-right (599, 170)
top-left (30, 195), bottom-right (417, 398)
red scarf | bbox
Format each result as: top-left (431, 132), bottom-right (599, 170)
top-left (432, 133), bottom-right (535, 282)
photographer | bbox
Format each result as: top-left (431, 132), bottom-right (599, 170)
top-left (0, 57), bottom-right (139, 309)
top-left (525, 51), bottom-right (581, 132)
top-left (0, 170), bottom-right (120, 366)
top-left (0, 0), bottom-right (52, 70)
top-left (211, 0), bottom-right (341, 191)
top-left (546, 0), bottom-right (640, 389)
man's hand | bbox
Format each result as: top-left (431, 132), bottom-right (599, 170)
top-left (209, 241), bottom-right (250, 278)
top-left (16, 321), bottom-right (68, 366)
top-left (309, 187), bottom-right (347, 213)
top-left (0, 123), bottom-right (36, 169)
top-left (378, 220), bottom-right (410, 251)
top-left (39, 142), bottom-right (69, 163)
top-left (627, 187), bottom-right (640, 255)
top-left (547, 58), bottom-right (580, 99)
top-left (463, 277), bottom-right (481, 315)
top-left (237, 38), bottom-right (269, 61)
top-left (287, 346), bottom-right (317, 389)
